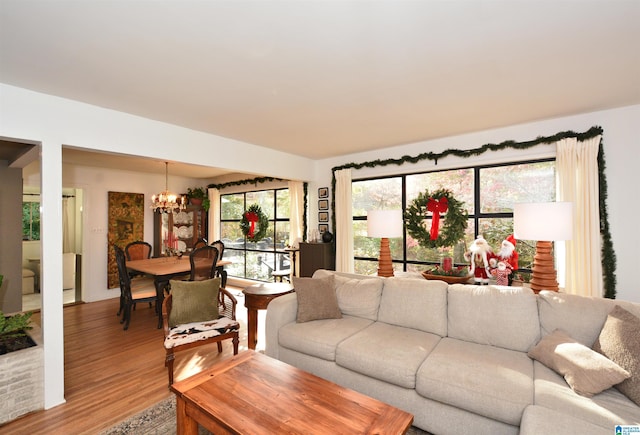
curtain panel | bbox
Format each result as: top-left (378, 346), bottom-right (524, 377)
top-left (335, 168), bottom-right (354, 273)
top-left (557, 135), bottom-right (603, 297)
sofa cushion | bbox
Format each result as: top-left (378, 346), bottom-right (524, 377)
top-left (592, 304), bottom-right (640, 406)
top-left (416, 337), bottom-right (534, 425)
top-left (520, 405), bottom-right (612, 435)
top-left (336, 322), bottom-right (441, 389)
top-left (292, 275), bottom-right (342, 323)
top-left (332, 274), bottom-right (384, 320)
top-left (532, 361), bottom-right (640, 428)
top-left (528, 329), bottom-right (629, 397)
top-left (447, 284), bottom-right (540, 352)
top-left (537, 291), bottom-right (615, 347)
top-left (377, 277), bottom-right (448, 336)
top-left (278, 316), bottom-right (373, 361)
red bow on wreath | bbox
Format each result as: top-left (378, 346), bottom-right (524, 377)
top-left (244, 211), bottom-right (259, 238)
top-left (426, 197), bottom-right (448, 240)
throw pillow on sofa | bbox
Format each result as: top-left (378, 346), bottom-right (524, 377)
top-left (528, 329), bottom-right (630, 397)
top-left (293, 275), bottom-right (342, 323)
top-left (592, 304), bottom-right (640, 406)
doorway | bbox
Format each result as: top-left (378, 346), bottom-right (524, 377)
top-left (21, 187), bottom-right (84, 311)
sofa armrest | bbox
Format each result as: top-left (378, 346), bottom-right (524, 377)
top-left (265, 292), bottom-right (298, 359)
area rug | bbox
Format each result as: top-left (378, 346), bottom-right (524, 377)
top-left (102, 396), bottom-right (431, 434)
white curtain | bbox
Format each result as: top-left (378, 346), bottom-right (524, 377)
top-left (288, 181), bottom-right (304, 247)
top-left (208, 188), bottom-right (220, 242)
top-left (288, 181), bottom-right (305, 277)
top-left (335, 169), bottom-right (354, 273)
top-left (556, 135), bottom-right (602, 297)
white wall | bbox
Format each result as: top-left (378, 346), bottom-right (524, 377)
top-left (315, 104), bottom-right (640, 303)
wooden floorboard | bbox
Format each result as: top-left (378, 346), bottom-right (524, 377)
top-left (1, 286), bottom-right (252, 435)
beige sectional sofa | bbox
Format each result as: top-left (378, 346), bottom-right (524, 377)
top-left (265, 270), bottom-right (640, 434)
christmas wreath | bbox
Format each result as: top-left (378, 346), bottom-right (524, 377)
top-left (404, 188), bottom-right (468, 249)
top-left (240, 204), bottom-right (270, 242)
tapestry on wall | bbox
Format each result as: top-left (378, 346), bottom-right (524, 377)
top-left (107, 192), bottom-right (145, 289)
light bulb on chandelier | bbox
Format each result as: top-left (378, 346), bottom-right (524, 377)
top-left (151, 162), bottom-right (186, 213)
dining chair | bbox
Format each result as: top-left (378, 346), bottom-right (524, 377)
top-left (193, 237), bottom-right (208, 250)
top-left (189, 245), bottom-right (219, 281)
top-left (114, 244), bottom-right (158, 330)
top-left (162, 277), bottom-right (239, 385)
top-left (125, 240), bottom-right (152, 261)
top-left (209, 239), bottom-right (227, 284)
top-left (210, 239), bottom-right (228, 308)
top-left (124, 240), bottom-right (154, 309)
top-left (125, 240), bottom-right (152, 278)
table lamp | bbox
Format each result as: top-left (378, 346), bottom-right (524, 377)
top-left (367, 210), bottom-right (403, 277)
top-left (513, 202), bottom-right (573, 293)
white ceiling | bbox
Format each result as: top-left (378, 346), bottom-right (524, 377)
top-left (1, 0), bottom-right (639, 165)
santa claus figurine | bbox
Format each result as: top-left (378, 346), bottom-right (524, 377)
top-left (465, 236), bottom-right (494, 285)
top-left (490, 261), bottom-right (512, 286)
top-left (491, 234), bottom-right (519, 285)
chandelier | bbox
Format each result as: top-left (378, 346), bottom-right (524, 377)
top-left (151, 162), bottom-right (186, 213)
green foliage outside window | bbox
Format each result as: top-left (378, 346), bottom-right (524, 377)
top-left (22, 202), bottom-right (40, 241)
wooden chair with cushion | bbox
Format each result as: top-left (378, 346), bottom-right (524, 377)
top-left (113, 244), bottom-right (159, 330)
top-left (210, 239), bottom-right (229, 308)
top-left (193, 237), bottom-right (208, 250)
top-left (189, 245), bottom-right (219, 281)
top-left (125, 240), bottom-right (152, 262)
top-left (124, 240), bottom-right (154, 309)
top-left (161, 277), bottom-right (239, 385)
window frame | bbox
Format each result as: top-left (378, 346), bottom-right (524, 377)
top-left (353, 157), bottom-right (555, 274)
top-left (219, 187), bottom-right (290, 281)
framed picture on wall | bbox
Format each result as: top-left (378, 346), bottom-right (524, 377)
top-left (318, 199), bottom-right (329, 210)
top-left (319, 211), bottom-right (329, 222)
top-left (319, 224), bottom-right (329, 233)
top-left (318, 187), bottom-right (329, 198)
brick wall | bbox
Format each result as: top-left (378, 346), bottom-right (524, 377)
top-left (0, 325), bottom-right (44, 425)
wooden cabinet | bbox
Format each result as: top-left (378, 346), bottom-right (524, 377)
top-left (299, 242), bottom-right (335, 277)
top-left (153, 206), bottom-right (207, 257)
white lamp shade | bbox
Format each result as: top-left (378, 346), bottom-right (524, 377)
top-left (513, 202), bottom-right (573, 241)
top-left (367, 210), bottom-right (403, 238)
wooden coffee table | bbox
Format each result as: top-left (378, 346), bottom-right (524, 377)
top-left (171, 350), bottom-right (414, 435)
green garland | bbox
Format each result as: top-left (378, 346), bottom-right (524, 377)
top-left (404, 189), bottom-right (468, 248)
top-left (209, 176), bottom-right (283, 190)
top-left (598, 143), bottom-right (616, 299)
top-left (330, 126), bottom-right (617, 299)
top-left (240, 204), bottom-right (269, 242)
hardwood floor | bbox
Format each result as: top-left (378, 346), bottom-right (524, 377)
top-left (1, 286), bottom-right (253, 434)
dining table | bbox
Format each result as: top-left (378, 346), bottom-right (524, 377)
top-left (126, 256), bottom-right (231, 328)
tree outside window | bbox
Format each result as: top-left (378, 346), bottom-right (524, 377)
top-left (22, 202), bottom-right (40, 241)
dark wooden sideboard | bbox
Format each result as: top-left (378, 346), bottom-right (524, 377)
top-left (299, 242), bottom-right (335, 277)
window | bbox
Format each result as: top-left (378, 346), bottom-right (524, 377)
top-left (353, 159), bottom-right (555, 277)
top-left (220, 188), bottom-right (290, 281)
top-left (22, 202), bottom-right (40, 241)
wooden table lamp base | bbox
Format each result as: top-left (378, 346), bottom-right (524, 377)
top-left (530, 240), bottom-right (559, 293)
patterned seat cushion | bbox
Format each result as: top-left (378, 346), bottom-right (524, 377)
top-left (164, 317), bottom-right (239, 349)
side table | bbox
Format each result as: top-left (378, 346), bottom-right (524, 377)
top-left (243, 282), bottom-right (294, 350)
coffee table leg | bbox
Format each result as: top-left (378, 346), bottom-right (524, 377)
top-left (176, 396), bottom-right (198, 435)
top-left (247, 307), bottom-right (258, 350)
